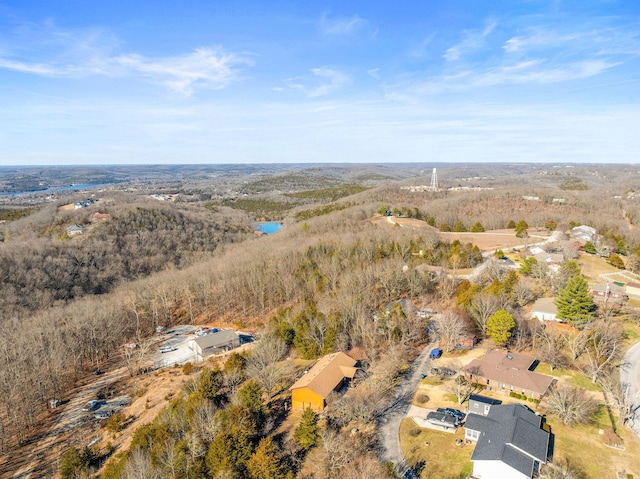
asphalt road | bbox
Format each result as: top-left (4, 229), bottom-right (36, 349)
top-left (378, 343), bottom-right (434, 478)
top-left (620, 340), bottom-right (640, 436)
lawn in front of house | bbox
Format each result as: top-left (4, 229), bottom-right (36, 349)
top-left (399, 418), bottom-right (473, 479)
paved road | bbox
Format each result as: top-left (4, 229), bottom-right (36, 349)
top-left (620, 340), bottom-right (640, 436)
top-left (378, 344), bottom-right (434, 478)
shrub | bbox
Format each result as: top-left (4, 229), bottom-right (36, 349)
top-left (416, 394), bottom-right (430, 404)
top-left (182, 362), bottom-right (196, 375)
top-left (408, 427), bottom-right (422, 437)
top-left (105, 412), bottom-right (127, 433)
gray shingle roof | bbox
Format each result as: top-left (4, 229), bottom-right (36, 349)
top-left (467, 404), bottom-right (550, 477)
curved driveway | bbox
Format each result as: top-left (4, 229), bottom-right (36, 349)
top-left (620, 340), bottom-right (640, 436)
top-left (378, 343), bottom-right (434, 478)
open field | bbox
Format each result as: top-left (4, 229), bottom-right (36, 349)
top-left (370, 216), bottom-right (549, 252)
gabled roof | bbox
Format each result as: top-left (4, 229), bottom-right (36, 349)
top-left (591, 282), bottom-right (626, 295)
top-left (463, 350), bottom-right (554, 396)
top-left (194, 330), bottom-right (239, 350)
top-left (532, 297), bottom-right (557, 315)
top-left (467, 404), bottom-right (550, 477)
top-left (290, 352), bottom-right (357, 399)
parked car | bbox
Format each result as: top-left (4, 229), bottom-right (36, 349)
top-left (82, 400), bottom-right (100, 412)
top-left (429, 348), bottom-right (442, 359)
top-left (94, 410), bottom-right (112, 420)
top-left (443, 408), bottom-right (465, 421)
top-left (159, 346), bottom-right (177, 353)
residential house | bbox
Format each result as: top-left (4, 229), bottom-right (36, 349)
top-left (188, 330), bottom-right (240, 362)
top-left (467, 394), bottom-right (501, 418)
top-left (626, 283), bottom-right (640, 299)
top-left (465, 403), bottom-right (551, 479)
top-left (531, 298), bottom-right (558, 322)
top-left (571, 225), bottom-right (596, 245)
top-left (290, 352), bottom-right (358, 411)
top-left (462, 350), bottom-right (555, 400)
top-left (533, 252), bottom-right (564, 273)
top-left (591, 282), bottom-right (627, 304)
top-left (66, 224), bottom-right (84, 236)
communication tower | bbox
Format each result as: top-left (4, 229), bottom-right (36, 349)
top-left (430, 168), bottom-right (438, 191)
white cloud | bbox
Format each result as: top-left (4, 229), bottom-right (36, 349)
top-left (411, 59), bottom-right (619, 94)
top-left (289, 67), bottom-right (350, 97)
top-left (444, 20), bottom-right (497, 61)
top-left (0, 22), bottom-right (249, 96)
top-left (114, 48), bottom-right (249, 95)
top-left (319, 13), bottom-right (367, 35)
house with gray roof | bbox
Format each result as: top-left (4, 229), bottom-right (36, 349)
top-left (465, 403), bottom-right (551, 479)
top-left (188, 330), bottom-right (240, 361)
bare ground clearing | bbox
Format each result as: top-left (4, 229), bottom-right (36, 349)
top-left (370, 216), bottom-right (548, 252)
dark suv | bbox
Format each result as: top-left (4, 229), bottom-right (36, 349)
top-left (438, 407), bottom-right (465, 422)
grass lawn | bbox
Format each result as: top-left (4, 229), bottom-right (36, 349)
top-left (536, 362), bottom-right (603, 392)
top-left (549, 413), bottom-right (640, 478)
top-left (399, 419), bottom-right (472, 479)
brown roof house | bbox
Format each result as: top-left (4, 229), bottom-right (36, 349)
top-left (463, 350), bottom-right (555, 400)
top-left (290, 352), bottom-right (358, 411)
top-left (591, 281), bottom-right (627, 304)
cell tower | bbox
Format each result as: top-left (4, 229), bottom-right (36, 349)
top-left (430, 168), bottom-right (438, 191)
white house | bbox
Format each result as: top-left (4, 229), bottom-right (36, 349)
top-left (531, 298), bottom-right (558, 322)
top-left (465, 404), bottom-right (551, 479)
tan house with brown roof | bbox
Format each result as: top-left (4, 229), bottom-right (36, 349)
top-left (290, 352), bottom-right (358, 411)
top-left (463, 350), bottom-right (555, 400)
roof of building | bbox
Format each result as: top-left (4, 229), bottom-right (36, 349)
top-left (194, 330), bottom-right (239, 350)
top-left (626, 282), bottom-right (640, 290)
top-left (466, 404), bottom-right (549, 477)
top-left (469, 394), bottom-right (502, 405)
top-left (289, 352), bottom-right (357, 399)
top-left (532, 297), bottom-right (557, 315)
top-left (463, 350), bottom-right (555, 396)
top-left (66, 224), bottom-right (84, 232)
top-left (591, 282), bottom-right (626, 295)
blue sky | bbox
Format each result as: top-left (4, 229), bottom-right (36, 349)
top-left (0, 1), bottom-right (639, 165)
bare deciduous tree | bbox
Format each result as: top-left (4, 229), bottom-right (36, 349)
top-left (545, 384), bottom-right (598, 426)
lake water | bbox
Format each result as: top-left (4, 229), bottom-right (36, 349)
top-left (256, 222), bottom-right (283, 234)
top-left (0, 183), bottom-right (111, 197)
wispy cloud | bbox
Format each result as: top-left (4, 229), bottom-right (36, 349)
top-left (444, 20), bottom-right (496, 61)
top-left (288, 67), bottom-right (350, 97)
top-left (319, 13), bottom-right (367, 35)
top-left (114, 48), bottom-right (249, 95)
top-left (410, 59), bottom-right (619, 94)
top-left (0, 21), bottom-right (249, 96)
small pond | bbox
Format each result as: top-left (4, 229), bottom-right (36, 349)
top-left (256, 222), bottom-right (283, 234)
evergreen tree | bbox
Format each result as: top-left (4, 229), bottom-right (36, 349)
top-left (453, 220), bottom-right (467, 232)
top-left (507, 220), bottom-right (516, 229)
top-left (470, 221), bottom-right (485, 232)
top-left (515, 220), bottom-right (529, 238)
top-left (294, 408), bottom-right (320, 451)
top-left (206, 427), bottom-right (253, 478)
top-left (486, 309), bottom-right (516, 346)
top-left (247, 437), bottom-right (287, 479)
top-left (554, 275), bottom-right (596, 328)
top-left (545, 220), bottom-right (557, 231)
top-left (584, 241), bottom-right (597, 254)
top-left (519, 257), bottom-right (538, 276)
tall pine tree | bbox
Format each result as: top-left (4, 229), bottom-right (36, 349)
top-left (554, 275), bottom-right (595, 328)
